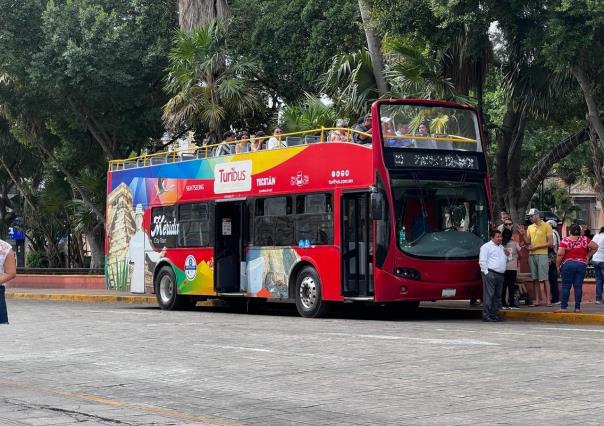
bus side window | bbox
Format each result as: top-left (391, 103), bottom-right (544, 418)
top-left (253, 196), bottom-right (294, 246)
top-left (294, 193), bottom-right (333, 245)
top-left (178, 202), bottom-right (211, 247)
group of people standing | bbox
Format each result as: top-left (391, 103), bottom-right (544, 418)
top-left (479, 208), bottom-right (603, 322)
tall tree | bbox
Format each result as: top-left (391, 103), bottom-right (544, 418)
top-left (163, 20), bottom-right (264, 143)
top-left (178, 0), bottom-right (229, 31)
top-left (357, 0), bottom-right (388, 96)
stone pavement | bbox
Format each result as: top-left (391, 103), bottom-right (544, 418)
top-left (6, 287), bottom-right (604, 325)
top-left (3, 299), bottom-right (604, 425)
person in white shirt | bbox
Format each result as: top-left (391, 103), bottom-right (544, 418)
top-left (267, 128), bottom-right (286, 150)
top-left (591, 226), bottom-right (604, 304)
top-left (479, 229), bottom-right (509, 322)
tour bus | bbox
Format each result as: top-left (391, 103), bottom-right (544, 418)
top-left (105, 99), bottom-right (490, 317)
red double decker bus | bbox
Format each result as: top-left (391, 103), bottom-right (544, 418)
top-left (105, 99), bottom-right (490, 317)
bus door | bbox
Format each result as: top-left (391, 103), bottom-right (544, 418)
top-left (214, 200), bottom-right (245, 293)
top-left (341, 193), bottom-right (373, 297)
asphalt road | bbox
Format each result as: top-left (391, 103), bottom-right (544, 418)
top-left (1, 300), bottom-right (603, 425)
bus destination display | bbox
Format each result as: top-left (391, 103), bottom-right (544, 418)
top-left (391, 151), bottom-right (479, 170)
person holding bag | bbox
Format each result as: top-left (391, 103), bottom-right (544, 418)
top-left (555, 223), bottom-right (598, 313)
top-left (0, 238), bottom-right (17, 324)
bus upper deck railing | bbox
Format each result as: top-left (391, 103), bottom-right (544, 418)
top-left (108, 127), bottom-right (479, 171)
top-left (108, 127), bottom-right (369, 171)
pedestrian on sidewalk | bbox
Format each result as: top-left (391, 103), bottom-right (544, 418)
top-left (556, 223), bottom-right (598, 313)
top-left (502, 227), bottom-right (522, 309)
top-left (591, 226), bottom-right (604, 304)
top-left (547, 220), bottom-right (561, 304)
top-left (0, 238), bottom-right (17, 324)
top-left (479, 229), bottom-right (508, 322)
top-left (520, 208), bottom-right (553, 307)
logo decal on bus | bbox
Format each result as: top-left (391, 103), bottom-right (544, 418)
top-left (290, 171), bottom-right (309, 187)
top-left (214, 160), bottom-right (252, 194)
top-left (185, 255), bottom-right (197, 281)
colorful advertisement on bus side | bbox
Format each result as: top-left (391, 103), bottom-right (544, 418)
top-left (105, 143), bottom-right (372, 294)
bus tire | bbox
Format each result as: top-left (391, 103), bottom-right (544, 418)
top-left (294, 266), bottom-right (329, 318)
top-left (155, 266), bottom-right (196, 310)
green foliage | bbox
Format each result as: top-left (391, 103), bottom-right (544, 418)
top-left (163, 20), bottom-right (265, 142)
top-left (229, 0), bottom-right (365, 102)
top-left (321, 49), bottom-right (377, 117)
top-left (27, 250), bottom-right (49, 268)
top-left (280, 94), bottom-right (338, 132)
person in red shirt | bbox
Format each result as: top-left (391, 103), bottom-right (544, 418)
top-left (555, 223), bottom-right (598, 312)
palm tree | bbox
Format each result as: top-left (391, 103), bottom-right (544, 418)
top-left (178, 0), bottom-right (229, 31)
top-left (280, 94), bottom-right (338, 133)
top-left (163, 20), bottom-right (263, 144)
top-left (321, 49), bottom-right (378, 117)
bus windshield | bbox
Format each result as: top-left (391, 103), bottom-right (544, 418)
top-left (392, 178), bottom-right (488, 258)
top-left (379, 104), bottom-right (482, 152)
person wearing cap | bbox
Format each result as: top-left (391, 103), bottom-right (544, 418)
top-left (519, 208), bottom-right (553, 306)
top-left (547, 219), bottom-right (561, 304)
top-left (590, 226), bottom-right (604, 304)
top-left (352, 114), bottom-right (372, 144)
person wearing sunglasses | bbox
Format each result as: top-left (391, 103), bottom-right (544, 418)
top-left (267, 128), bottom-right (287, 150)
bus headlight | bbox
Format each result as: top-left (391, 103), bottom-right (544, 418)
top-left (395, 268), bottom-right (421, 281)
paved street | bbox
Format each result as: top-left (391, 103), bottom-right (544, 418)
top-left (1, 300), bottom-right (603, 425)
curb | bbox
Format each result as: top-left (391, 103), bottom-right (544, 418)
top-left (6, 292), bottom-right (156, 305)
top-left (500, 310), bottom-right (604, 325)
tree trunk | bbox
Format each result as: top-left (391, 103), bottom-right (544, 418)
top-left (494, 104), bottom-right (526, 223)
top-left (84, 231), bottom-right (103, 270)
top-left (178, 0), bottom-right (229, 31)
top-left (519, 127), bottom-right (589, 210)
top-left (357, 0), bottom-right (388, 96)
top-left (572, 65), bottom-right (604, 149)
top-left (588, 125), bottom-right (604, 211)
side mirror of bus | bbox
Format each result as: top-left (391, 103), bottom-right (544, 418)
top-left (370, 192), bottom-right (384, 220)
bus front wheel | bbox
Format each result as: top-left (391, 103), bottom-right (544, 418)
top-left (295, 266), bottom-right (329, 318)
top-left (155, 266), bottom-right (196, 310)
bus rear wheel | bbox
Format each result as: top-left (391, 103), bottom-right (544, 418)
top-left (155, 266), bottom-right (196, 310)
top-left (295, 266), bottom-right (328, 318)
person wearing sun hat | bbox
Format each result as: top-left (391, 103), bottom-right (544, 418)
top-left (519, 208), bottom-right (553, 306)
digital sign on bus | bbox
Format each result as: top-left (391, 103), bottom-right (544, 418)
top-left (389, 151), bottom-right (479, 170)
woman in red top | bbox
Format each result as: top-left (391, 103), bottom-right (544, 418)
top-left (555, 223), bottom-right (598, 312)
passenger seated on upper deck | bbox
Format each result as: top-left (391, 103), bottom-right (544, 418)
top-left (250, 131), bottom-right (265, 151)
top-left (386, 122), bottom-right (413, 148)
top-left (214, 131), bottom-right (236, 156)
top-left (267, 128), bottom-right (287, 150)
top-left (413, 122), bottom-right (437, 149)
top-left (328, 119), bottom-right (349, 142)
top-left (235, 131), bottom-right (250, 153)
top-left (352, 114), bottom-right (372, 144)
top-left (381, 117), bottom-right (398, 146)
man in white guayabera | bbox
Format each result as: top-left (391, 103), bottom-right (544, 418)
top-left (128, 204), bottom-right (166, 293)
